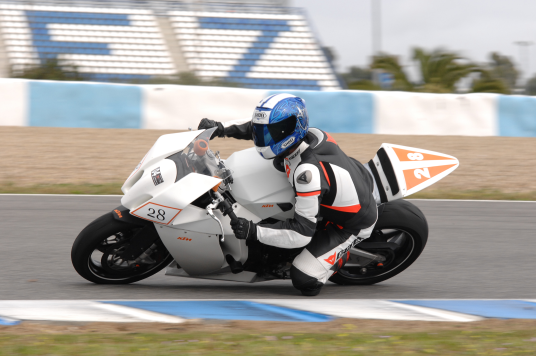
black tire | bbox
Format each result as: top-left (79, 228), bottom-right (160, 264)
top-left (71, 212), bottom-right (174, 284)
top-left (329, 199), bottom-right (428, 286)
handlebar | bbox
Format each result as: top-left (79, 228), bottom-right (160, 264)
top-left (218, 197), bottom-right (239, 224)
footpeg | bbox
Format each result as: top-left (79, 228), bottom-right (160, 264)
top-left (225, 254), bottom-right (244, 274)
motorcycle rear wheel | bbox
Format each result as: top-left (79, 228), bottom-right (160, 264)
top-left (329, 200), bottom-right (428, 286)
top-left (71, 212), bottom-right (173, 284)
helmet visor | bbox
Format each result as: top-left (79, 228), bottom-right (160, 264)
top-left (252, 115), bottom-right (297, 147)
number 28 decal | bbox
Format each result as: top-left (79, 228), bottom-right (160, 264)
top-left (147, 208), bottom-right (166, 221)
top-left (131, 202), bottom-right (182, 225)
top-left (407, 152), bottom-right (429, 179)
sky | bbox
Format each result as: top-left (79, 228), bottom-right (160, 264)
top-left (292, 0), bottom-right (536, 82)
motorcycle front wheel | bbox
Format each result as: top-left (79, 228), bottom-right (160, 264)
top-left (71, 212), bottom-right (174, 284)
top-left (329, 199), bottom-right (428, 286)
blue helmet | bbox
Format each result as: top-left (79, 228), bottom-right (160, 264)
top-left (252, 94), bottom-right (309, 159)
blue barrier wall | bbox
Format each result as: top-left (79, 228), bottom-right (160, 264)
top-left (498, 95), bottom-right (536, 137)
top-left (28, 81), bottom-right (142, 128)
top-left (2, 79), bottom-right (536, 137)
top-left (268, 90), bottom-right (374, 133)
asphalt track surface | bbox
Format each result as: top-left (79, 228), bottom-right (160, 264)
top-left (1, 195), bottom-right (535, 300)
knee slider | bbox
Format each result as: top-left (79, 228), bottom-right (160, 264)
top-left (290, 265), bottom-right (321, 290)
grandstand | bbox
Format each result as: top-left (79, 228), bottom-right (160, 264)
top-left (0, 0), bottom-right (341, 90)
top-left (0, 3), bottom-right (175, 81)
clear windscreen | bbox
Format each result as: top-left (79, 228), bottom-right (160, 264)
top-left (167, 127), bottom-right (233, 191)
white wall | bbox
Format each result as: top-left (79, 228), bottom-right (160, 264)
top-left (0, 79), bottom-right (27, 126)
top-left (142, 85), bottom-right (265, 130)
top-left (375, 92), bottom-right (498, 136)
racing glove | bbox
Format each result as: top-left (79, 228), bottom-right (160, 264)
top-left (198, 118), bottom-right (225, 139)
top-left (230, 218), bottom-right (257, 242)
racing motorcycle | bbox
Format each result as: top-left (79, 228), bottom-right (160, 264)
top-left (71, 127), bottom-right (459, 287)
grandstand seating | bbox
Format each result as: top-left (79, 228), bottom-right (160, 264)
top-left (169, 11), bottom-right (340, 90)
top-left (0, 4), bottom-right (175, 81)
top-left (0, 1), bottom-right (340, 90)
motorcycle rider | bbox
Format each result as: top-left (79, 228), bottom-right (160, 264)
top-left (198, 93), bottom-right (378, 296)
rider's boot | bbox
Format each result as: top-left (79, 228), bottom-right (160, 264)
top-left (299, 282), bottom-right (323, 296)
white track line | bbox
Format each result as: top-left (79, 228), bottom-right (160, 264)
top-left (383, 301), bottom-right (483, 322)
top-left (94, 303), bottom-right (185, 323)
top-left (0, 300), bottom-right (184, 323)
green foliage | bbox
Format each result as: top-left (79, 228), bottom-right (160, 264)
top-left (10, 61), bottom-right (240, 88)
top-left (488, 52), bottom-right (518, 89)
top-left (370, 48), bottom-right (479, 93)
top-left (347, 80), bottom-right (382, 91)
top-left (368, 48), bottom-right (521, 94)
top-left (411, 47), bottom-right (478, 92)
top-left (341, 66), bottom-right (381, 90)
top-left (11, 59), bottom-right (86, 81)
top-left (471, 70), bottom-right (510, 94)
top-left (143, 71), bottom-right (241, 87)
top-left (469, 52), bottom-right (518, 94)
top-left (371, 54), bottom-right (414, 91)
top-left (525, 75), bottom-right (536, 95)
top-left (341, 66), bottom-right (372, 82)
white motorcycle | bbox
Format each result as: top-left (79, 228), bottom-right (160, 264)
top-left (71, 127), bottom-right (459, 287)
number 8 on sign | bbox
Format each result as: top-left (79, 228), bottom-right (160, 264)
top-left (407, 152), bottom-right (424, 161)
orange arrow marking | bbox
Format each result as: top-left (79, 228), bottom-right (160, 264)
top-left (403, 164), bottom-right (457, 190)
top-left (393, 147), bottom-right (454, 162)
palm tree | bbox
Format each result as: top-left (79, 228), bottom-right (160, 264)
top-left (371, 48), bottom-right (479, 93)
top-left (488, 52), bottom-right (518, 89)
top-left (370, 54), bottom-right (414, 91)
top-left (471, 69), bottom-right (510, 94)
top-left (412, 48), bottom-right (477, 92)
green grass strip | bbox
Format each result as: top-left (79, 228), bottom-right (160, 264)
top-left (1, 331), bottom-right (536, 355)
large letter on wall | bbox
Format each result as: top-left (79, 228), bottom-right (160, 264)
top-left (375, 92), bottom-right (498, 136)
top-left (0, 79), bottom-right (27, 126)
top-left (142, 85), bottom-right (266, 130)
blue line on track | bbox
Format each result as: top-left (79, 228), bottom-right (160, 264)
top-left (102, 301), bottom-right (333, 322)
top-left (395, 300), bottom-right (536, 319)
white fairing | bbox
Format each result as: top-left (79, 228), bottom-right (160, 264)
top-left (225, 147), bottom-right (295, 220)
top-left (157, 226), bottom-right (225, 276)
top-left (122, 130), bottom-right (203, 194)
top-left (122, 171), bottom-right (222, 222)
top-left (120, 129), bottom-right (228, 276)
